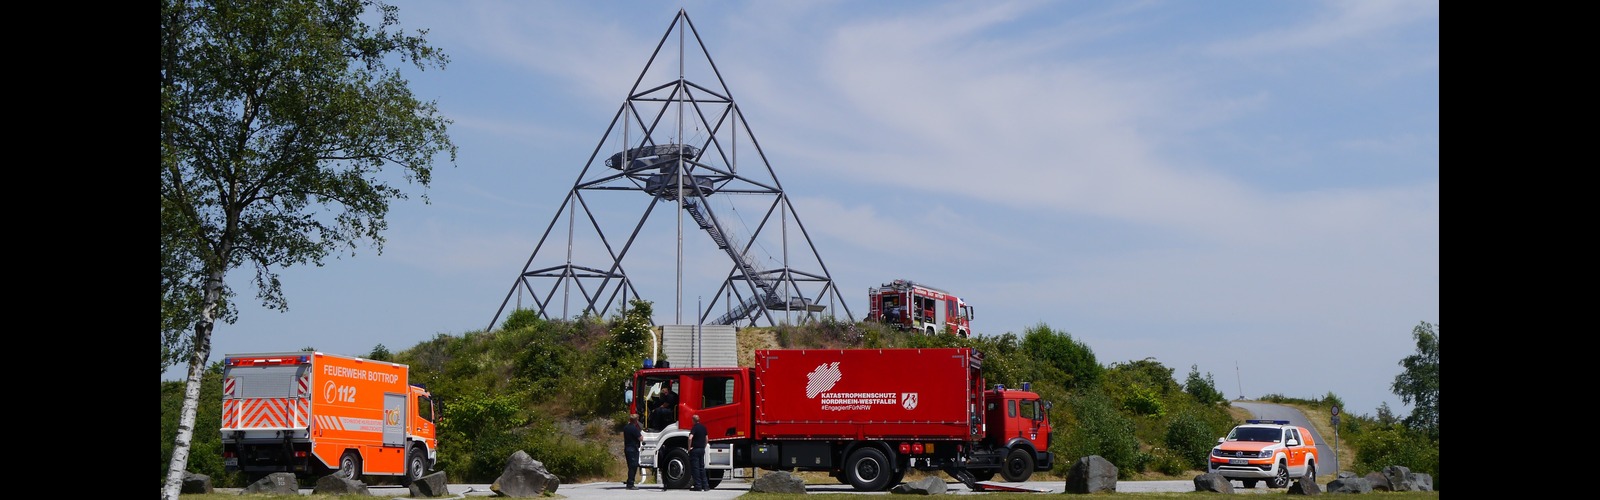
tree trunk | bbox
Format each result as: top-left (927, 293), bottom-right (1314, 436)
top-left (161, 269), bottom-right (223, 500)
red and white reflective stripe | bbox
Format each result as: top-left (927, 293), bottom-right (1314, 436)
top-left (223, 377), bottom-right (236, 397)
top-left (231, 398), bottom-right (312, 428)
top-left (314, 414), bottom-right (346, 431)
top-left (298, 373), bottom-right (311, 396)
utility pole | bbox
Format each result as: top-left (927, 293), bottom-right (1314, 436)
top-left (1235, 361), bottom-right (1243, 400)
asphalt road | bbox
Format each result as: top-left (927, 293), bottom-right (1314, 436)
top-left (1230, 401), bottom-right (1340, 478)
top-left (224, 402), bottom-right (1311, 497)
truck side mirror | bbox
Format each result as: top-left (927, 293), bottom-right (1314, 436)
top-left (1286, 438), bottom-right (1299, 446)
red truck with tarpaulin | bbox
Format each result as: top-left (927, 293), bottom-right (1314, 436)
top-left (629, 347), bottom-right (1053, 491)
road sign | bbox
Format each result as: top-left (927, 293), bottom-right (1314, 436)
top-left (1331, 406), bottom-right (1339, 416)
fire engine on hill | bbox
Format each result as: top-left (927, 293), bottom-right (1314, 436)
top-left (867, 279), bottom-right (974, 337)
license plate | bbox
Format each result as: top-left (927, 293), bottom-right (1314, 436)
top-left (1229, 459), bottom-right (1248, 465)
top-left (224, 457), bottom-right (238, 467)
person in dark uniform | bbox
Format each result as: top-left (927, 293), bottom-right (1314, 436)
top-left (650, 384), bottom-right (678, 430)
top-left (688, 414), bottom-right (709, 491)
top-left (622, 414), bottom-right (642, 489)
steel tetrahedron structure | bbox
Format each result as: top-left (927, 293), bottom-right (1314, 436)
top-left (488, 9), bottom-right (854, 330)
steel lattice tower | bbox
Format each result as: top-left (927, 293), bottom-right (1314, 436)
top-left (487, 10), bottom-right (854, 330)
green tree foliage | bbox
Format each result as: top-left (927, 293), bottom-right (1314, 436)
top-left (1020, 323), bottom-right (1102, 391)
top-left (367, 343), bottom-right (392, 361)
top-left (160, 1), bottom-right (455, 496)
top-left (1183, 364), bottom-right (1226, 405)
top-left (1163, 410), bottom-right (1217, 470)
top-left (1392, 321), bottom-right (1439, 439)
top-left (1058, 387), bottom-right (1141, 478)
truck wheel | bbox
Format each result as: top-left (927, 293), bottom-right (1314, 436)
top-left (1304, 460), bottom-right (1317, 483)
top-left (1000, 448), bottom-right (1034, 482)
top-left (1243, 479), bottom-right (1258, 489)
top-left (968, 470), bottom-right (995, 482)
top-left (844, 447), bottom-right (892, 491)
top-left (1268, 459), bottom-right (1290, 488)
top-left (336, 451), bottom-right (361, 481)
top-left (661, 448), bottom-right (692, 490)
top-left (401, 447), bottom-right (427, 486)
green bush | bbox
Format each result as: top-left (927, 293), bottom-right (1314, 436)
top-left (1151, 449), bottom-right (1188, 476)
top-left (1163, 411), bottom-right (1216, 470)
top-left (1060, 387), bottom-right (1141, 479)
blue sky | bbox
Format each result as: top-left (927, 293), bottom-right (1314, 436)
top-left (163, 0), bottom-right (1438, 418)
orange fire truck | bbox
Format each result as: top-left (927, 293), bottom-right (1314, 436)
top-left (867, 279), bottom-right (974, 337)
top-left (220, 352), bottom-right (438, 485)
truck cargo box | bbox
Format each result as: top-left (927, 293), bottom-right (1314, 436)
top-left (752, 348), bottom-right (984, 442)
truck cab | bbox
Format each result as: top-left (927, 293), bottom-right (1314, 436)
top-left (980, 384), bottom-right (1054, 482)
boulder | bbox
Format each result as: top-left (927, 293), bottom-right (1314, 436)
top-left (1410, 472), bottom-right (1435, 492)
top-left (491, 450), bottom-right (561, 497)
top-left (1364, 471), bottom-right (1392, 491)
top-left (750, 470), bottom-right (807, 494)
top-left (408, 471), bottom-right (451, 497)
top-left (1326, 476), bottom-right (1372, 494)
top-left (1382, 465), bottom-right (1420, 491)
top-left (1287, 471), bottom-right (1321, 495)
top-left (312, 475), bottom-right (369, 496)
top-left (180, 471), bottom-right (212, 494)
top-left (890, 476), bottom-right (947, 495)
top-left (1063, 455), bottom-right (1117, 494)
top-left (1192, 473), bottom-right (1234, 493)
top-left (243, 472), bottom-right (299, 495)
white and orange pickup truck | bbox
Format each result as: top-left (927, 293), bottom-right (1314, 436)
top-left (1207, 419), bottom-right (1318, 488)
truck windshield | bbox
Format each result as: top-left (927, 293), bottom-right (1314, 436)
top-left (1231, 427), bottom-right (1282, 442)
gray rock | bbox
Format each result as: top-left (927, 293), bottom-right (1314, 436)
top-left (1363, 471), bottom-right (1391, 491)
top-left (1382, 465), bottom-right (1418, 491)
top-left (1287, 471), bottom-right (1321, 496)
top-left (1410, 472), bottom-right (1434, 492)
top-left (1326, 477), bottom-right (1372, 493)
top-left (313, 475), bottom-right (370, 496)
top-left (491, 450), bottom-right (562, 497)
top-left (409, 471), bottom-right (451, 497)
top-left (751, 470), bottom-right (807, 494)
top-left (1192, 473), bottom-right (1234, 493)
top-left (180, 471), bottom-right (212, 494)
top-left (890, 476), bottom-right (947, 495)
top-left (1063, 455), bottom-right (1117, 494)
top-left (243, 472), bottom-right (300, 495)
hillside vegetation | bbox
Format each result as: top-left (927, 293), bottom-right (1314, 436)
top-left (160, 300), bottom-right (1436, 490)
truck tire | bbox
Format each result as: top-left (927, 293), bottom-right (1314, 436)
top-left (968, 470), bottom-right (995, 482)
top-left (661, 447), bottom-right (692, 490)
top-left (401, 447), bottom-right (427, 486)
top-left (336, 451), bottom-right (362, 481)
top-left (1243, 479), bottom-right (1258, 489)
top-left (844, 447), bottom-right (892, 491)
top-left (1000, 448), bottom-right (1034, 482)
top-left (1268, 459), bottom-right (1290, 488)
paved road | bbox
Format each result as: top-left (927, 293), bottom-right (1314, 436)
top-left (226, 402), bottom-right (1312, 497)
top-left (326, 477), bottom-right (1230, 498)
top-left (1231, 401), bottom-right (1340, 478)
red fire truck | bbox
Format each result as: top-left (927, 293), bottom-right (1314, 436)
top-left (867, 279), bottom-right (974, 337)
top-left (629, 348), bottom-right (1052, 491)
